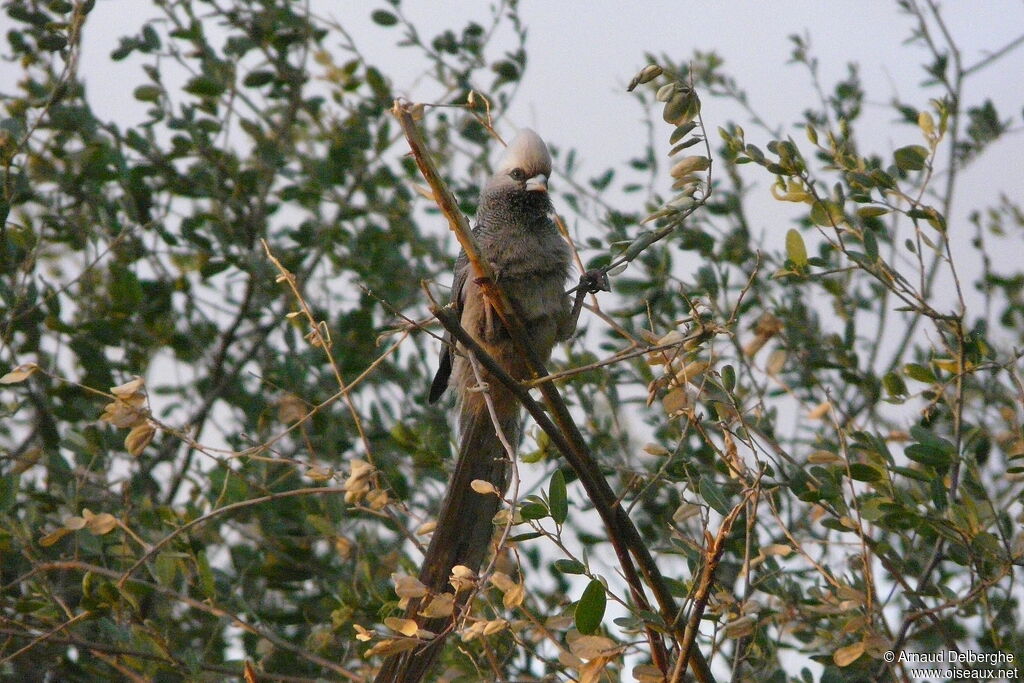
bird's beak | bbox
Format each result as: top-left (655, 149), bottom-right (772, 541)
top-left (525, 173), bottom-right (548, 193)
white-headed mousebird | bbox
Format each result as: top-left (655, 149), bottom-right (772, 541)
top-left (375, 129), bottom-right (605, 682)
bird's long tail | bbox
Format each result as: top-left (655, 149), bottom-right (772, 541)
top-left (375, 395), bottom-right (518, 682)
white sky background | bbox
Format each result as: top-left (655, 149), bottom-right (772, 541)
top-left (64, 1), bottom-right (1024, 241)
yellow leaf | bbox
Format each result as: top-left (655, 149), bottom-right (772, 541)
top-left (0, 363), bottom-right (38, 384)
top-left (489, 571), bottom-right (516, 592)
top-left (365, 637), bottom-right (419, 658)
top-left (808, 450), bottom-right (841, 464)
top-left (481, 619), bottom-right (507, 636)
top-left (662, 387), bottom-right (689, 415)
top-left (384, 617), bottom-right (420, 637)
top-left (124, 422), bottom-right (155, 456)
top-left (39, 527), bottom-right (72, 547)
top-left (668, 155), bottom-right (710, 179)
top-left (86, 512), bottom-right (118, 536)
top-left (579, 656), bottom-right (612, 683)
top-left (502, 583), bottom-right (525, 609)
top-left (674, 360), bottom-right (710, 385)
top-left (765, 349), bottom-right (787, 376)
top-left (806, 401), bottom-right (831, 420)
top-left (392, 575), bottom-right (428, 599)
top-left (833, 641), bottom-right (865, 667)
top-left (64, 515), bottom-right (88, 531)
top-left (632, 663), bottom-right (666, 683)
top-left (110, 376), bottom-right (145, 398)
top-left (418, 593), bottom-right (454, 619)
top-left (470, 479), bottom-right (498, 495)
top-left (305, 465), bottom-right (334, 482)
top-left (763, 543), bottom-right (793, 557)
top-left (642, 443), bottom-right (669, 457)
top-left (365, 489), bottom-right (388, 510)
top-left (569, 634), bottom-right (617, 660)
top-left (723, 616), bottom-right (755, 638)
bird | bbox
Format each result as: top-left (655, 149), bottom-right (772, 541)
top-left (375, 129), bottom-right (575, 682)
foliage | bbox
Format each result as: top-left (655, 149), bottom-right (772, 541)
top-left (2, 1), bottom-right (1023, 681)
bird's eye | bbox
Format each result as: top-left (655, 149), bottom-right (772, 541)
top-left (509, 168), bottom-right (526, 182)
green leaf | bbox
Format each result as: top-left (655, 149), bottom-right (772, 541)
top-left (721, 364), bottom-right (736, 393)
top-left (133, 85), bottom-right (161, 102)
top-left (184, 75), bottom-right (225, 98)
top-left (903, 363), bottom-right (937, 384)
top-left (371, 10), bottom-right (398, 26)
top-left (786, 229), bottom-right (808, 267)
top-left (154, 553), bottom-right (178, 587)
top-left (519, 502), bottom-right (548, 521)
top-left (699, 475), bottom-right (731, 515)
top-left (847, 463), bottom-right (882, 482)
top-left (553, 559), bottom-right (586, 575)
top-left (905, 427), bottom-right (954, 467)
top-left (548, 469), bottom-right (568, 525)
top-left (894, 145), bottom-right (929, 171)
top-left (882, 371), bottom-right (907, 398)
top-left (243, 70), bottom-right (275, 88)
top-left (196, 549), bottom-right (215, 598)
top-left (909, 425), bottom-right (956, 455)
top-left (863, 229), bottom-right (879, 263)
top-left (810, 200), bottom-right (843, 227)
top-left (575, 579), bottom-right (607, 635)
top-left (857, 206), bottom-right (889, 218)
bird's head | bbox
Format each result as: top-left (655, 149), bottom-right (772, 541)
top-left (480, 129), bottom-right (554, 218)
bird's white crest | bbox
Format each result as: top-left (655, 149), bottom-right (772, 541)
top-left (495, 128), bottom-right (552, 177)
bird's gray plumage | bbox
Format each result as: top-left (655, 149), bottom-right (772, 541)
top-left (378, 129), bottom-right (572, 683)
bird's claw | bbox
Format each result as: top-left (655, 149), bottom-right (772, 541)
top-left (579, 269), bottom-right (610, 294)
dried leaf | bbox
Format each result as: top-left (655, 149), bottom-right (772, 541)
top-left (765, 349), bottom-right (787, 376)
top-left (470, 479), bottom-right (498, 495)
top-left (365, 489), bottom-right (389, 510)
top-left (833, 641), bottom-right (865, 667)
top-left (642, 443), bottom-right (669, 457)
top-left (393, 574), bottom-right (428, 599)
top-left (64, 515), bottom-right (88, 531)
top-left (100, 399), bottom-right (148, 429)
top-left (569, 634), bottom-right (617, 660)
top-left (39, 527), bottom-right (72, 547)
top-left (365, 637), bottom-right (419, 658)
top-left (806, 401), bottom-right (831, 420)
top-left (808, 450), bottom-right (841, 464)
top-left (662, 387), bottom-right (689, 415)
top-left (633, 663), bottom-right (667, 683)
top-left (0, 363), bottom-right (38, 384)
top-left (124, 421), bottom-right (155, 456)
top-left (305, 465), bottom-right (334, 482)
top-left (579, 656), bottom-right (613, 683)
top-left (481, 619), bottom-right (507, 636)
top-left (489, 571), bottom-right (516, 592)
top-left (418, 593), bottom-right (454, 619)
top-left (110, 376), bottom-right (145, 397)
top-left (86, 512), bottom-right (118, 535)
top-left (384, 617), bottom-right (420, 637)
top-left (502, 582), bottom-right (525, 609)
top-left (723, 615), bottom-right (755, 638)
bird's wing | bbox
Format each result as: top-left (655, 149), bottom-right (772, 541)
top-left (427, 249), bottom-right (469, 403)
